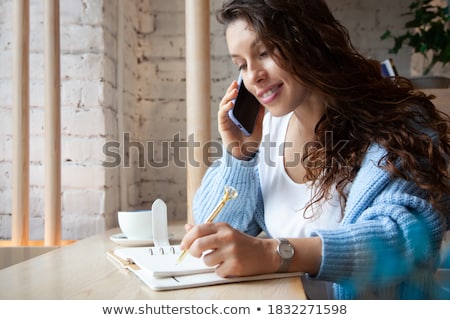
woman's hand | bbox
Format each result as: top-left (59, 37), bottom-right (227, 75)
top-left (180, 222), bottom-right (279, 277)
top-left (218, 81), bottom-right (265, 160)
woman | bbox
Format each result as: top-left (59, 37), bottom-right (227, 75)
top-left (180, 0), bottom-right (450, 299)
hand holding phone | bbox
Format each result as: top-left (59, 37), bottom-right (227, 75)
top-left (228, 74), bottom-right (260, 136)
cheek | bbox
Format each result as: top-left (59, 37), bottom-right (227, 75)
top-left (290, 87), bottom-right (309, 105)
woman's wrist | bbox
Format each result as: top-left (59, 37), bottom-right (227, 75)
top-left (225, 149), bottom-right (258, 162)
top-left (226, 141), bottom-right (259, 161)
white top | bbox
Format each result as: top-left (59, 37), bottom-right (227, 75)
top-left (258, 112), bottom-right (343, 238)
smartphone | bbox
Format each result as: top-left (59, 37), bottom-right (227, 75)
top-left (228, 74), bottom-right (260, 136)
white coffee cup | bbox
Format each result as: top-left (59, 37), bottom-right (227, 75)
top-left (118, 210), bottom-right (153, 240)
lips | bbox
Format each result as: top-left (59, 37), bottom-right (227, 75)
top-left (259, 83), bottom-right (283, 103)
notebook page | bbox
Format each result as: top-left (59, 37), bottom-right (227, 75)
top-left (114, 246), bottom-right (214, 278)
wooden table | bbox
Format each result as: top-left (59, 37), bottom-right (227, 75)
top-left (0, 223), bottom-right (306, 299)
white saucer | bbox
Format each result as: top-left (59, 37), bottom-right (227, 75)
top-left (110, 233), bottom-right (173, 247)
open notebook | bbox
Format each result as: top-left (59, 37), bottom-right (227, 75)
top-left (108, 200), bottom-right (302, 291)
top-left (107, 245), bottom-right (303, 291)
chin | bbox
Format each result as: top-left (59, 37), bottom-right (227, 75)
top-left (267, 109), bottom-right (291, 118)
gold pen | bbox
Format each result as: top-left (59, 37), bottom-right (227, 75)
top-left (176, 186), bottom-right (238, 265)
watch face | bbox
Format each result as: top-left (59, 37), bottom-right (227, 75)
top-left (279, 242), bottom-right (294, 259)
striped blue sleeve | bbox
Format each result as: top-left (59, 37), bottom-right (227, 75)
top-left (192, 151), bottom-right (264, 236)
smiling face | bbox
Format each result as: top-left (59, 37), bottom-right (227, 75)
top-left (226, 18), bottom-right (323, 118)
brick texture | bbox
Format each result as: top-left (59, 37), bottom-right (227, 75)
top-left (0, 0), bottom-right (448, 240)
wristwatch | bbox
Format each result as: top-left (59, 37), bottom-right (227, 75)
top-left (276, 238), bottom-right (295, 273)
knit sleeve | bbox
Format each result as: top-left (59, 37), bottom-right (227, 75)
top-left (309, 143), bottom-right (446, 298)
top-left (311, 170), bottom-right (445, 297)
top-left (192, 150), bottom-right (265, 236)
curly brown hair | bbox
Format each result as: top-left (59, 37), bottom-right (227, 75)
top-left (217, 0), bottom-right (450, 217)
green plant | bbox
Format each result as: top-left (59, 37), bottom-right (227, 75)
top-left (381, 0), bottom-right (450, 75)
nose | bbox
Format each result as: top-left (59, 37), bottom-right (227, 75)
top-left (245, 61), bottom-right (266, 87)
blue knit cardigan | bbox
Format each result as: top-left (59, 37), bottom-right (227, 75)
top-left (192, 143), bottom-right (449, 299)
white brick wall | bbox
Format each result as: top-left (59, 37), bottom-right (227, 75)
top-left (0, 0), bottom-right (118, 240)
top-left (0, 0), bottom-right (448, 240)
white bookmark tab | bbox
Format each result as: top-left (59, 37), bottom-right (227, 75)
top-left (152, 199), bottom-right (170, 247)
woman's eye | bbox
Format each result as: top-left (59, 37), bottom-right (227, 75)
top-left (238, 64), bottom-right (247, 71)
top-left (260, 51), bottom-right (269, 57)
